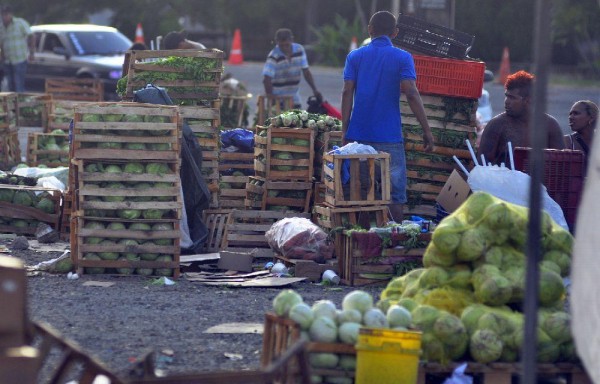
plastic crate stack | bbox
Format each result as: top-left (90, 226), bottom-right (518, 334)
top-left (391, 15), bottom-right (483, 220)
top-left (246, 125), bottom-right (314, 213)
top-left (121, 49), bottom-right (224, 208)
top-left (70, 102), bottom-right (183, 277)
top-left (0, 93), bottom-right (21, 170)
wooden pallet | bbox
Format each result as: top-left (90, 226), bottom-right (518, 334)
top-left (0, 185), bottom-right (62, 235)
top-left (71, 102), bottom-right (181, 161)
top-left (45, 77), bottom-right (104, 101)
top-left (200, 209), bottom-right (230, 253)
top-left (221, 209), bottom-right (310, 259)
top-left (122, 49), bottom-right (224, 105)
top-left (322, 152), bottom-right (391, 207)
top-left (339, 230), bottom-right (429, 287)
top-left (26, 132), bottom-right (69, 167)
top-left (255, 95), bottom-right (294, 126)
top-left (254, 126), bottom-right (315, 182)
top-left (16, 93), bottom-right (51, 129)
top-left (245, 176), bottom-right (313, 213)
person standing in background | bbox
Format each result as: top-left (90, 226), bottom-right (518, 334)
top-left (262, 28), bottom-right (321, 108)
top-left (341, 11), bottom-right (434, 222)
top-left (161, 30), bottom-right (206, 50)
top-left (564, 100), bottom-right (598, 176)
top-left (0, 5), bottom-right (34, 92)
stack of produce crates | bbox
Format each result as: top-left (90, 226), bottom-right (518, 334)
top-left (314, 150), bottom-right (391, 257)
top-left (120, 48), bottom-right (224, 208)
top-left (45, 78), bottom-right (104, 102)
top-left (0, 93), bottom-right (21, 170)
top-left (246, 125), bottom-right (314, 213)
top-left (16, 93), bottom-right (51, 136)
top-left (219, 142), bottom-right (255, 210)
top-left (46, 99), bottom-right (82, 133)
top-left (70, 102), bottom-right (182, 277)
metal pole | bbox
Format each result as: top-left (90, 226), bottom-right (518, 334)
top-left (391, 0), bottom-right (401, 16)
top-left (522, 0), bottom-right (552, 382)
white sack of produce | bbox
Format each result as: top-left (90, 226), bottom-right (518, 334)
top-left (265, 217), bottom-right (333, 261)
top-left (467, 165), bottom-right (568, 230)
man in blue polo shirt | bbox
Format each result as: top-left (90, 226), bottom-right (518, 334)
top-left (262, 28), bottom-right (321, 108)
top-left (341, 11), bottom-right (434, 222)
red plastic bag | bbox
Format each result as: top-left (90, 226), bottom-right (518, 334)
top-left (265, 217), bottom-right (334, 262)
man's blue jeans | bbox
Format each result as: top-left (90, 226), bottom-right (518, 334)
top-left (5, 61), bottom-right (27, 92)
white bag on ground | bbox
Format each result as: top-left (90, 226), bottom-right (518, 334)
top-left (467, 165), bottom-right (568, 230)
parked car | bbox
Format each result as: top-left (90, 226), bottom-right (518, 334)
top-left (25, 24), bottom-right (132, 100)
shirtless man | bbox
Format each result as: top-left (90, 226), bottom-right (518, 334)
top-left (478, 70), bottom-right (564, 165)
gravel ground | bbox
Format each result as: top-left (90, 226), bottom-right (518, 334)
top-left (8, 238), bottom-right (382, 381)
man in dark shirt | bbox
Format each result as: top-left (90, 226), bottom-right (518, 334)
top-left (478, 70), bottom-right (564, 165)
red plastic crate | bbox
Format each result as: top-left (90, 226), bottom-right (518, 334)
top-left (513, 148), bottom-right (585, 230)
top-left (413, 55), bottom-right (485, 99)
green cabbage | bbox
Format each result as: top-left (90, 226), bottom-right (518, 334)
top-left (470, 329), bottom-right (503, 363)
top-left (124, 162), bottom-right (145, 174)
top-left (152, 223), bottom-right (174, 246)
top-left (98, 239), bottom-right (119, 260)
top-left (35, 197), bottom-right (55, 214)
top-left (83, 253), bottom-right (105, 274)
top-left (154, 255), bottom-right (173, 276)
top-left (146, 162), bottom-right (171, 175)
top-left (273, 289), bottom-right (303, 317)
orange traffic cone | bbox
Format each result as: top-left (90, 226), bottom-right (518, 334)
top-left (497, 46), bottom-right (511, 85)
top-left (134, 23), bottom-right (145, 44)
top-left (228, 29), bottom-right (244, 65)
top-left (349, 36), bottom-right (358, 52)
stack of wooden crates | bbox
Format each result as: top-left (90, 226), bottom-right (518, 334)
top-left (69, 102), bottom-right (183, 277)
top-left (0, 93), bottom-right (21, 170)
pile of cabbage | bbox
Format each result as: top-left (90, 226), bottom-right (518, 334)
top-left (35, 129), bottom-right (69, 165)
top-left (264, 110), bottom-right (341, 132)
top-left (82, 220), bottom-right (175, 276)
top-left (272, 289), bottom-right (413, 384)
top-left (377, 191), bottom-right (575, 364)
top-left (0, 187), bottom-right (57, 229)
top-left (255, 126), bottom-right (312, 173)
top-left (82, 161), bottom-right (176, 220)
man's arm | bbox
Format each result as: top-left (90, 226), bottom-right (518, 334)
top-left (302, 68), bottom-right (322, 100)
top-left (477, 118), bottom-right (501, 165)
top-left (401, 79), bottom-right (434, 152)
top-left (263, 75), bottom-right (273, 96)
top-left (341, 79), bottom-right (355, 145)
top-left (546, 116), bottom-right (566, 149)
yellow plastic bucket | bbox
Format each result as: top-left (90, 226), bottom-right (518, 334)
top-left (355, 327), bottom-right (422, 384)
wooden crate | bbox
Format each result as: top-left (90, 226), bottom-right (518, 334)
top-left (245, 176), bottom-right (313, 213)
top-left (122, 49), bottom-right (224, 105)
top-left (254, 126), bottom-right (314, 182)
top-left (200, 209), bottom-right (230, 253)
top-left (220, 94), bottom-right (250, 128)
top-left (219, 151), bottom-right (254, 172)
top-left (26, 132), bottom-right (69, 167)
top-left (16, 93), bottom-right (51, 129)
top-left (322, 152), bottom-right (391, 207)
top-left (262, 312), bottom-right (357, 382)
top-left (221, 209), bottom-right (310, 259)
top-left (46, 99), bottom-right (85, 132)
top-left (0, 131), bottom-right (21, 170)
top-left (255, 95), bottom-right (294, 126)
top-left (312, 182), bottom-right (325, 207)
top-left (339, 230), bottom-right (429, 287)
top-left (314, 130), bottom-right (343, 181)
top-left (71, 102), bottom-right (181, 161)
top-left (219, 174), bottom-right (251, 210)
top-left (0, 185), bottom-right (62, 235)
top-left (71, 216), bottom-right (180, 278)
top-left (0, 92), bottom-right (18, 133)
top-left (73, 159), bottom-right (182, 221)
top-left (179, 104), bottom-right (221, 161)
top-left (45, 77), bottom-right (104, 101)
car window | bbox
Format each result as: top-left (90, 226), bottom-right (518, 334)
top-left (43, 33), bottom-right (63, 52)
top-left (66, 31), bottom-right (132, 55)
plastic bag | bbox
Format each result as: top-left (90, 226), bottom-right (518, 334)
top-left (467, 165), bottom-right (568, 231)
top-left (265, 217), bottom-right (333, 262)
top-left (327, 142), bottom-right (377, 184)
top-left (13, 167), bottom-right (69, 190)
top-left (220, 128), bottom-right (254, 153)
top-left (442, 363), bottom-right (473, 384)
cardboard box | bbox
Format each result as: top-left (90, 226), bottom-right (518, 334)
top-left (436, 170), bottom-right (471, 213)
top-left (217, 251), bottom-right (254, 273)
top-left (0, 256), bottom-right (27, 349)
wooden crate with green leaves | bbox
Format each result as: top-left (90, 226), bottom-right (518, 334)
top-left (120, 49), bottom-right (224, 105)
top-left (47, 99), bottom-right (83, 132)
top-left (0, 185), bottom-right (62, 236)
top-left (16, 93), bottom-right (51, 129)
top-left (0, 92), bottom-right (18, 132)
top-left (244, 176), bottom-right (312, 213)
top-left (26, 132), bottom-right (70, 168)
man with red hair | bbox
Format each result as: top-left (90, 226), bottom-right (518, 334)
top-left (478, 70), bottom-right (564, 165)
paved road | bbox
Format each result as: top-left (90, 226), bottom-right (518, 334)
top-left (224, 61), bottom-right (600, 134)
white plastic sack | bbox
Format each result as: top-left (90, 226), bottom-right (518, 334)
top-left (442, 363), bottom-right (473, 384)
top-left (13, 166), bottom-right (69, 191)
top-left (467, 165), bottom-right (568, 230)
